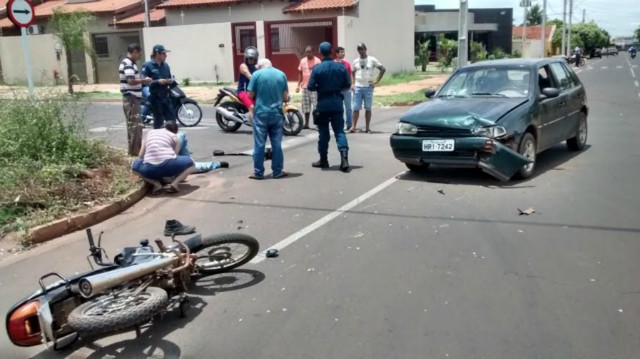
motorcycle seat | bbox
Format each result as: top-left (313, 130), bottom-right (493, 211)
top-left (223, 88), bottom-right (238, 95)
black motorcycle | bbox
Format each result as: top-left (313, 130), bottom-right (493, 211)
top-left (143, 85), bottom-right (203, 127)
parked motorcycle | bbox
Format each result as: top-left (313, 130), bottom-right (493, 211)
top-left (566, 54), bottom-right (586, 67)
top-left (214, 87), bottom-right (304, 136)
top-left (5, 228), bottom-right (259, 350)
top-left (142, 85), bottom-right (203, 127)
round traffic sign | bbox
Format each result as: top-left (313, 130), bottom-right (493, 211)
top-left (7, 0), bottom-right (36, 28)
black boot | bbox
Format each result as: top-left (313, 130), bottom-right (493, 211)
top-left (339, 150), bottom-right (350, 173)
top-left (164, 219), bottom-right (196, 236)
top-left (312, 155), bottom-right (329, 168)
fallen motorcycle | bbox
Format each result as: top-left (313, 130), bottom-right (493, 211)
top-left (5, 228), bottom-right (259, 350)
top-left (214, 87), bottom-right (303, 136)
top-left (142, 84), bottom-right (203, 127)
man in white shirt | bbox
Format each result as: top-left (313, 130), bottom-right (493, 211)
top-left (350, 43), bottom-right (385, 133)
top-left (119, 43), bottom-right (152, 156)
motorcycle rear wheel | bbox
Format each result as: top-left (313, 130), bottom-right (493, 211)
top-left (68, 287), bottom-right (168, 335)
top-left (176, 99), bottom-right (202, 127)
top-left (192, 233), bottom-right (260, 275)
top-left (216, 101), bottom-right (243, 132)
top-left (283, 109), bottom-right (303, 136)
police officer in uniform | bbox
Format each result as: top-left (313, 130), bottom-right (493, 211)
top-left (141, 44), bottom-right (176, 129)
top-left (308, 42), bottom-right (351, 172)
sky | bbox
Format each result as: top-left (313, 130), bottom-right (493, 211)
top-left (415, 0), bottom-right (639, 37)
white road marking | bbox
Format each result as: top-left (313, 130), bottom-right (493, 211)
top-left (616, 65), bottom-right (624, 69)
top-left (250, 173), bottom-right (404, 264)
top-left (600, 66), bottom-right (609, 69)
top-left (632, 68), bottom-right (637, 78)
top-left (635, 81), bottom-right (639, 87)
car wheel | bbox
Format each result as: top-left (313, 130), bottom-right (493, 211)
top-left (516, 133), bottom-right (536, 179)
top-left (567, 112), bottom-right (588, 151)
top-left (406, 163), bottom-right (430, 173)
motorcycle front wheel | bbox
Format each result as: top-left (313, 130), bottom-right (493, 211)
top-left (283, 109), bottom-right (303, 136)
top-left (215, 101), bottom-right (243, 132)
top-left (68, 287), bottom-right (168, 335)
top-left (192, 233), bottom-right (260, 275)
top-left (176, 99), bottom-right (202, 127)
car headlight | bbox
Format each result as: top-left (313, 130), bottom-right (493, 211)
top-left (397, 122), bottom-right (418, 135)
top-left (474, 126), bottom-right (507, 139)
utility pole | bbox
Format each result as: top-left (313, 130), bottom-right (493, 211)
top-left (541, 0), bottom-right (547, 57)
top-left (143, 0), bottom-right (150, 28)
top-left (567, 0), bottom-right (573, 54)
top-left (520, 0), bottom-right (531, 57)
top-left (582, 9), bottom-right (585, 23)
top-left (561, 0), bottom-right (567, 55)
top-left (457, 0), bottom-right (468, 67)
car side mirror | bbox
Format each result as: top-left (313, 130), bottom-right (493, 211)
top-left (425, 89), bottom-right (436, 98)
top-left (541, 87), bottom-right (560, 99)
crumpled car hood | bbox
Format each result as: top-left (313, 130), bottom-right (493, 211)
top-left (400, 97), bottom-right (528, 127)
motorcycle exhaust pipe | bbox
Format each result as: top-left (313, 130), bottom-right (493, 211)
top-left (77, 256), bottom-right (177, 298)
top-left (216, 107), bottom-right (243, 123)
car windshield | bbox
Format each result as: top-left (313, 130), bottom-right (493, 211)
top-left (437, 67), bottom-right (532, 98)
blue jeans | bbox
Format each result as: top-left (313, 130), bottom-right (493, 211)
top-left (317, 111), bottom-right (349, 156)
top-left (141, 87), bottom-right (150, 121)
top-left (177, 132), bottom-right (221, 174)
top-left (342, 90), bottom-right (353, 128)
top-left (132, 156), bottom-right (194, 180)
top-left (149, 96), bottom-right (175, 129)
top-left (253, 112), bottom-right (284, 177)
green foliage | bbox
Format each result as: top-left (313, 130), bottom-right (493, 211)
top-left (470, 41), bottom-right (488, 62)
top-left (182, 77), bottom-right (191, 86)
top-left (492, 47), bottom-right (508, 59)
top-left (635, 25), bottom-right (640, 43)
top-left (526, 4), bottom-right (543, 25)
top-left (49, 9), bottom-right (95, 93)
top-left (415, 39), bottom-right (431, 72)
top-left (547, 19), bottom-right (563, 28)
top-left (378, 72), bottom-right (427, 87)
top-left (437, 34), bottom-right (457, 72)
top-left (551, 21), bottom-right (608, 54)
top-left (512, 49), bottom-right (522, 58)
top-left (0, 89), bottom-right (138, 242)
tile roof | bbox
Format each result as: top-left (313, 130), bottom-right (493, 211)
top-left (283, 0), bottom-right (357, 13)
top-left (115, 8), bottom-right (165, 25)
top-left (513, 25), bottom-right (555, 40)
top-left (157, 0), bottom-right (243, 9)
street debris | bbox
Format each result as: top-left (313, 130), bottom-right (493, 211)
top-left (518, 229), bottom-right (524, 233)
top-left (307, 268), bottom-right (316, 272)
top-left (437, 190), bottom-right (445, 195)
top-left (352, 232), bottom-right (364, 238)
top-left (518, 207), bottom-right (536, 215)
top-left (265, 249), bottom-right (279, 258)
top-left (281, 287), bottom-right (286, 291)
top-left (237, 220), bottom-right (244, 224)
top-left (618, 309), bottom-right (623, 313)
top-left (407, 187), bottom-right (415, 192)
top-left (590, 278), bottom-right (596, 282)
top-left (439, 224), bottom-right (450, 228)
top-left (282, 308), bottom-right (288, 312)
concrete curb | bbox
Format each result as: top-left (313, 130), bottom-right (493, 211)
top-left (26, 184), bottom-right (149, 244)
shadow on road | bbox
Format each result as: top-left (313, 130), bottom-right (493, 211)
top-left (29, 269), bottom-right (265, 359)
top-left (396, 143), bottom-right (591, 187)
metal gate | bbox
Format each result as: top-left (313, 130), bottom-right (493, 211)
top-left (231, 22), bottom-right (257, 80)
top-left (265, 19), bottom-right (337, 80)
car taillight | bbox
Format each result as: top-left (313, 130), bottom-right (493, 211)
top-left (7, 301), bottom-right (42, 346)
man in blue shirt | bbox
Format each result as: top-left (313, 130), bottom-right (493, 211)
top-left (247, 59), bottom-right (290, 179)
top-left (141, 44), bottom-right (176, 129)
top-left (308, 42), bottom-right (351, 172)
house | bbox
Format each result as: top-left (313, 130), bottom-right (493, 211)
top-left (145, 0), bottom-right (415, 83)
top-left (512, 24), bottom-right (555, 58)
top-left (0, 0), bottom-right (163, 84)
top-left (415, 5), bottom-right (513, 56)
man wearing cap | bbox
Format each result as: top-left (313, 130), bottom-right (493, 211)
top-left (307, 42), bottom-right (351, 172)
top-left (351, 43), bottom-right (385, 133)
top-left (141, 44), bottom-right (176, 129)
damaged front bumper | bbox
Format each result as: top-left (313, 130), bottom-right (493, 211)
top-left (390, 135), bottom-right (532, 181)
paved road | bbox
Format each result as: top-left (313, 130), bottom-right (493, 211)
top-left (2, 53), bottom-right (640, 358)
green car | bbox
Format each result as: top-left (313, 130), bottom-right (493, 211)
top-left (390, 58), bottom-right (589, 181)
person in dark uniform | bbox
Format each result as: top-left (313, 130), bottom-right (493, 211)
top-left (307, 42), bottom-right (351, 172)
top-left (141, 44), bottom-right (176, 129)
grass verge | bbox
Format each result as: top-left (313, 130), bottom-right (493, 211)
top-left (0, 89), bottom-right (140, 247)
top-left (375, 88), bottom-right (430, 107)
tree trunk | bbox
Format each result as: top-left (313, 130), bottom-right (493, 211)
top-left (65, 48), bottom-right (73, 94)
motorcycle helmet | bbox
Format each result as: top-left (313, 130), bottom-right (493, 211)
top-left (244, 46), bottom-right (259, 63)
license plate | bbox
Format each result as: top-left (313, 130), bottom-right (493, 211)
top-left (422, 139), bottom-right (454, 152)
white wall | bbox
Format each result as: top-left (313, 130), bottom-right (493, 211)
top-left (165, 2), bottom-right (354, 26)
top-left (514, 39), bottom-right (545, 58)
top-left (143, 23), bottom-right (234, 83)
top-left (338, 0), bottom-right (414, 75)
top-left (0, 34), bottom-right (69, 85)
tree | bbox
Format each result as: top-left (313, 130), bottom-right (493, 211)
top-left (526, 4), bottom-right (543, 25)
top-left (470, 41), bottom-right (488, 62)
top-left (547, 19), bottom-right (563, 28)
top-left (551, 21), bottom-right (608, 54)
top-left (635, 25), bottom-right (640, 43)
top-left (437, 34), bottom-right (457, 71)
top-left (415, 39), bottom-right (431, 72)
top-left (50, 9), bottom-right (95, 94)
